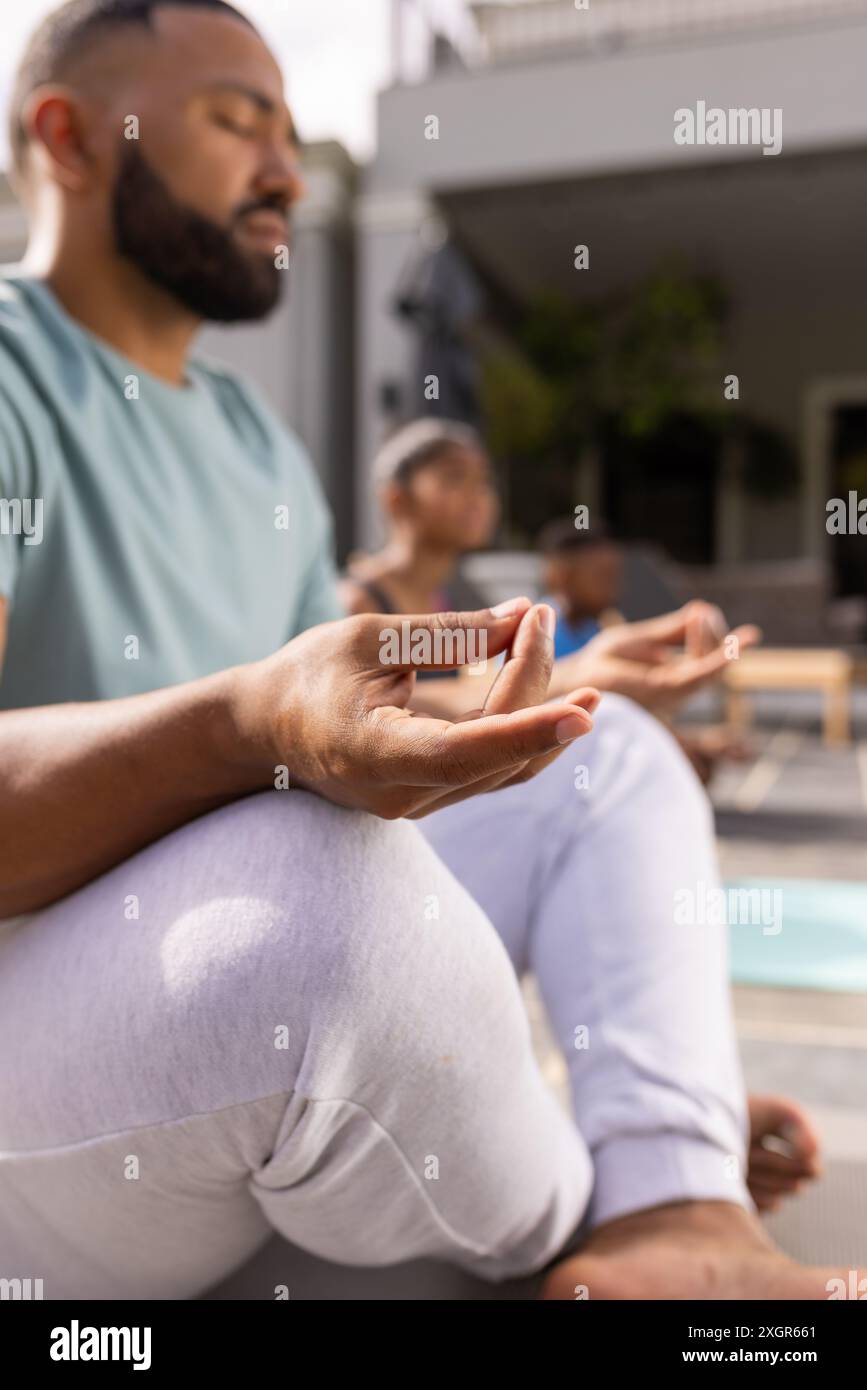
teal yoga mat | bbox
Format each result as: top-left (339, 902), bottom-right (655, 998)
top-left (726, 878), bottom-right (867, 993)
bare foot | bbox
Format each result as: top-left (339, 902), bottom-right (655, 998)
top-left (748, 1094), bottom-right (822, 1213)
top-left (541, 1200), bottom-right (855, 1300)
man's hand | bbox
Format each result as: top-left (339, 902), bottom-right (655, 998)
top-left (549, 601), bottom-right (761, 713)
top-left (230, 599), bottom-right (599, 820)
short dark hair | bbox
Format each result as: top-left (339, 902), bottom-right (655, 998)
top-left (9, 0), bottom-right (257, 179)
top-left (537, 516), bottom-right (614, 556)
top-left (372, 418), bottom-right (486, 488)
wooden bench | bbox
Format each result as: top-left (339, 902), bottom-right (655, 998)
top-left (724, 648), bottom-right (853, 747)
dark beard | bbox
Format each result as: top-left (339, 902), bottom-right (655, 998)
top-left (112, 145), bottom-right (285, 322)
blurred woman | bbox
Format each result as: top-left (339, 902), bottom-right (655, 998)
top-left (340, 418), bottom-right (496, 623)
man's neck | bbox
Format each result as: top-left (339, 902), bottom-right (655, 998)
top-left (23, 246), bottom-right (200, 387)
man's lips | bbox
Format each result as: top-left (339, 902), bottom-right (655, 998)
top-left (238, 210), bottom-right (290, 243)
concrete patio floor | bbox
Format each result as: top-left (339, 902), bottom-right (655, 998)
top-left (711, 722), bottom-right (867, 1273)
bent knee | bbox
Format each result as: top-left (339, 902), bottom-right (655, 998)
top-left (136, 791), bottom-right (520, 1098)
top-left (560, 692), bottom-right (711, 817)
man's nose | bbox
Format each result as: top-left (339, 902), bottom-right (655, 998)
top-left (255, 147), bottom-right (306, 208)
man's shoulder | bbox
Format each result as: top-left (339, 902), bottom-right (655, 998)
top-left (0, 269), bottom-right (33, 317)
top-left (0, 270), bottom-right (68, 391)
top-left (0, 272), bottom-right (55, 425)
top-left (0, 271), bottom-right (45, 360)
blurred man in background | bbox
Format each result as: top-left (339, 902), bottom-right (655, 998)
top-left (538, 517), bottom-right (624, 658)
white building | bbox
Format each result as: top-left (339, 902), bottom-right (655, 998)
top-left (358, 0), bottom-right (867, 588)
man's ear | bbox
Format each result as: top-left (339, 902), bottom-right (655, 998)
top-left (21, 86), bottom-right (98, 193)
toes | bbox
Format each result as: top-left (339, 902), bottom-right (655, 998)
top-left (749, 1174), bottom-right (807, 1211)
top-left (749, 1094), bottom-right (822, 1164)
top-left (749, 1144), bottom-right (822, 1181)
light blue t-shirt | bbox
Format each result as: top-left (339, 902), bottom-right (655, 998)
top-left (0, 273), bottom-right (344, 709)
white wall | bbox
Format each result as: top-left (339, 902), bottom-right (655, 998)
top-left (372, 15), bottom-right (867, 193)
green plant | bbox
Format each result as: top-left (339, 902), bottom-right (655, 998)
top-left (480, 265), bottom-right (797, 540)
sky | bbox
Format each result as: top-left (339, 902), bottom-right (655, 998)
top-left (0, 0), bottom-right (473, 171)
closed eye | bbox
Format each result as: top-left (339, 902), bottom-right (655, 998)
top-left (214, 115), bottom-right (258, 138)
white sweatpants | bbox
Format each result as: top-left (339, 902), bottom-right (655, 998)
top-left (0, 695), bottom-right (750, 1298)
